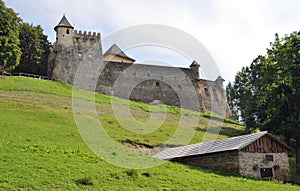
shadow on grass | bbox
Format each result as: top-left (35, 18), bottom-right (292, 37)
top-left (195, 126), bottom-right (245, 138)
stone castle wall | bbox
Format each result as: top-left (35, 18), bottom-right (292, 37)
top-left (198, 79), bottom-right (231, 117)
top-left (48, 30), bottom-right (102, 85)
top-left (97, 63), bottom-right (201, 111)
top-left (48, 21), bottom-right (232, 117)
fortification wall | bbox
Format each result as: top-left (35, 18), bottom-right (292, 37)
top-left (48, 24), bottom-right (231, 117)
top-left (48, 30), bottom-right (102, 86)
top-left (96, 63), bottom-right (205, 112)
top-left (198, 79), bottom-right (231, 118)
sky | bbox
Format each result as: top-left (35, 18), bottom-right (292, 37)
top-left (4, 0), bottom-right (300, 83)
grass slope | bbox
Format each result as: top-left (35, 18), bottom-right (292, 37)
top-left (0, 76), bottom-right (299, 190)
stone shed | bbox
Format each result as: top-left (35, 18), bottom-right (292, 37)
top-left (155, 131), bottom-right (293, 181)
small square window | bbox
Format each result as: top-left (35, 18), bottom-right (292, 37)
top-left (265, 155), bottom-right (274, 162)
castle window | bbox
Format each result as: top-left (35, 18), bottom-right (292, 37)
top-left (66, 29), bottom-right (70, 34)
top-left (156, 82), bottom-right (160, 86)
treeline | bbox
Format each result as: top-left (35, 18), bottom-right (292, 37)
top-left (0, 0), bottom-right (50, 75)
top-left (227, 31), bottom-right (300, 174)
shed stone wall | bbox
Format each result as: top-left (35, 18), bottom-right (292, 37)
top-left (238, 151), bottom-right (291, 181)
top-left (172, 150), bottom-right (240, 174)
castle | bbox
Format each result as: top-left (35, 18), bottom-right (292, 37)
top-left (48, 15), bottom-right (231, 118)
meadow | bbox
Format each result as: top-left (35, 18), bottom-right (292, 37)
top-left (0, 76), bottom-right (299, 190)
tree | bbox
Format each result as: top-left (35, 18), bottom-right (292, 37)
top-left (230, 31), bottom-right (300, 174)
top-left (0, 0), bottom-right (22, 71)
top-left (226, 56), bottom-right (267, 132)
top-left (259, 32), bottom-right (300, 174)
top-left (226, 82), bottom-right (239, 121)
top-left (13, 23), bottom-right (51, 75)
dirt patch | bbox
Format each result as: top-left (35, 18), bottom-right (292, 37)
top-left (0, 76), bottom-right (5, 80)
top-left (122, 139), bottom-right (176, 156)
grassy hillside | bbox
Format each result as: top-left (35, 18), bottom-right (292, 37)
top-left (0, 76), bottom-right (299, 190)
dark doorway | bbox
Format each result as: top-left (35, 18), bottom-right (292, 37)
top-left (260, 168), bottom-right (273, 178)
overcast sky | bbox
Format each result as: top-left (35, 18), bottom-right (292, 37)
top-left (4, 0), bottom-right (300, 82)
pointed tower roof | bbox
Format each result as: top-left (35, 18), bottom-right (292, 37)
top-left (190, 60), bottom-right (200, 67)
top-left (54, 14), bottom-right (74, 31)
top-left (216, 75), bottom-right (225, 81)
top-left (104, 43), bottom-right (135, 62)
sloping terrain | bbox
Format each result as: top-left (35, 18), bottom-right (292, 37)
top-left (0, 76), bottom-right (299, 190)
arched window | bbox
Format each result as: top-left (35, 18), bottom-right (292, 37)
top-left (66, 29), bottom-right (70, 34)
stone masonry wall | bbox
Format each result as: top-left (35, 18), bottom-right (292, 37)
top-left (198, 79), bottom-right (231, 118)
top-left (48, 30), bottom-right (101, 85)
top-left (238, 152), bottom-right (291, 181)
top-left (172, 151), bottom-right (240, 174)
top-left (48, 24), bottom-right (232, 117)
top-left (97, 63), bottom-right (202, 112)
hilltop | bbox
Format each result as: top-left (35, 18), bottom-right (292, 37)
top-left (0, 76), bottom-right (299, 190)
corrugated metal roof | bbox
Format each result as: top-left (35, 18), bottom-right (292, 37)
top-left (154, 131), bottom-right (269, 160)
top-left (103, 43), bottom-right (135, 61)
top-left (54, 15), bottom-right (74, 30)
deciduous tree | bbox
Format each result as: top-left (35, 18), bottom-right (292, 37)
top-left (13, 23), bottom-right (51, 75)
top-left (0, 0), bottom-right (22, 71)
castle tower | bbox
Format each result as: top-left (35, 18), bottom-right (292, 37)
top-left (54, 14), bottom-right (74, 47)
top-left (215, 75), bottom-right (225, 88)
top-left (48, 15), bottom-right (102, 85)
top-left (190, 60), bottom-right (200, 80)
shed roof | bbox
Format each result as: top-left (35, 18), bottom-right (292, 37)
top-left (103, 43), bottom-right (135, 62)
top-left (154, 131), bottom-right (291, 160)
top-left (54, 15), bottom-right (74, 31)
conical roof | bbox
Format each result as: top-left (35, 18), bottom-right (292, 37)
top-left (54, 15), bottom-right (74, 31)
top-left (103, 43), bottom-right (135, 62)
top-left (190, 60), bottom-right (200, 67)
top-left (216, 75), bottom-right (225, 81)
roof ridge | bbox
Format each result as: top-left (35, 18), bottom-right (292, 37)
top-left (154, 131), bottom-right (270, 160)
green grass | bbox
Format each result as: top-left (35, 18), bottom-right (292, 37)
top-left (0, 76), bottom-right (299, 190)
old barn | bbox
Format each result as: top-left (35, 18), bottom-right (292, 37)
top-left (155, 131), bottom-right (292, 181)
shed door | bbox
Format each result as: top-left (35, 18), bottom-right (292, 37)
top-left (260, 168), bottom-right (273, 178)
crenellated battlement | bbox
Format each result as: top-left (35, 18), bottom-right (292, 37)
top-left (73, 30), bottom-right (101, 45)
